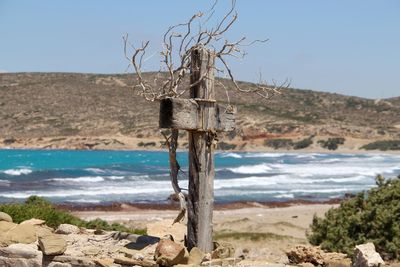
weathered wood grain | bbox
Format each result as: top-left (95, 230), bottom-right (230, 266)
top-left (159, 98), bottom-right (235, 132)
top-left (187, 45), bottom-right (215, 253)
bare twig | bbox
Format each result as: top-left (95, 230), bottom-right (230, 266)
top-left (124, 0), bottom-right (288, 101)
top-left (161, 130), bottom-right (187, 224)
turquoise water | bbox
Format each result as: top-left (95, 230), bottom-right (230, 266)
top-left (0, 149), bottom-right (399, 204)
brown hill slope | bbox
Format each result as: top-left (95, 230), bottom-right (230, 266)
top-left (0, 72), bottom-right (399, 151)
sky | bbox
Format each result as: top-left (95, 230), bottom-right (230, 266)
top-left (0, 0), bottom-right (399, 99)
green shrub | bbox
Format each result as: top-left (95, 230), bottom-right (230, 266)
top-left (293, 138), bottom-right (313, 150)
top-left (307, 175), bottom-right (400, 260)
top-left (264, 139), bottom-right (294, 149)
top-left (361, 140), bottom-right (400, 151)
top-left (0, 196), bottom-right (146, 235)
top-left (318, 137), bottom-right (345, 150)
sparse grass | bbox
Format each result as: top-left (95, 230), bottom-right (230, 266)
top-left (214, 231), bottom-right (293, 241)
top-left (217, 141), bottom-right (237, 150)
top-left (272, 221), bottom-right (306, 230)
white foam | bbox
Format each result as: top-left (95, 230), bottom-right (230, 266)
top-left (66, 199), bottom-right (101, 204)
top-left (85, 168), bottom-right (106, 174)
top-left (214, 176), bottom-right (277, 189)
top-left (219, 152), bottom-right (242, 159)
top-left (107, 176), bottom-right (125, 180)
top-left (49, 176), bottom-right (105, 183)
top-left (275, 193), bottom-right (294, 199)
top-left (227, 163), bottom-right (272, 174)
top-left (289, 188), bottom-right (357, 193)
top-left (3, 168), bottom-right (32, 176)
top-left (244, 153), bottom-right (286, 158)
top-left (0, 184), bottom-right (173, 199)
top-left (269, 163), bottom-right (398, 177)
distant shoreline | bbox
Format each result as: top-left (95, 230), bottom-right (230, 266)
top-left (57, 198), bottom-right (344, 213)
top-left (1, 145), bottom-right (399, 154)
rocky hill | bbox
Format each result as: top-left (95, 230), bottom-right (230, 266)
top-left (0, 72), bottom-right (399, 151)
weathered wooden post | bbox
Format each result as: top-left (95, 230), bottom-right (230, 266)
top-left (187, 45), bottom-right (216, 253)
top-left (159, 44), bottom-right (235, 252)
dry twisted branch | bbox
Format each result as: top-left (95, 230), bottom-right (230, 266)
top-left (124, 0), bottom-right (289, 102)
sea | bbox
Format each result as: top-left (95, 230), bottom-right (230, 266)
top-left (0, 149), bottom-right (399, 204)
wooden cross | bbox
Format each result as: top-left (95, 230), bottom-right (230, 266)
top-left (159, 45), bottom-right (236, 252)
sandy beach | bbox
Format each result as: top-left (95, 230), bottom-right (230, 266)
top-left (73, 203), bottom-right (337, 264)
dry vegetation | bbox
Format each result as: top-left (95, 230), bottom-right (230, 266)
top-left (1, 72), bottom-right (399, 151)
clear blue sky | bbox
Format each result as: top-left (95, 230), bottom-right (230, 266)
top-left (0, 0), bottom-right (399, 99)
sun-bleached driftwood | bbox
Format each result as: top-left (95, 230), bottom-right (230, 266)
top-left (159, 98), bottom-right (236, 132)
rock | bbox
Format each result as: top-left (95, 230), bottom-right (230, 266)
top-left (286, 245), bottom-right (324, 265)
top-left (82, 245), bottom-right (101, 256)
top-left (0, 243), bottom-right (43, 267)
top-left (39, 235), bottom-right (67, 255)
top-left (20, 218), bottom-right (46, 226)
top-left (0, 221), bottom-right (16, 232)
top-left (94, 258), bottom-right (114, 267)
top-left (0, 223), bottom-right (37, 246)
top-left (55, 224), bottom-right (80, 235)
top-left (324, 252), bottom-right (351, 267)
top-left (118, 246), bottom-right (137, 257)
top-left (325, 258), bottom-right (352, 267)
top-left (188, 247), bottom-right (205, 266)
top-left (0, 212), bottom-right (13, 223)
top-left (114, 256), bottom-right (157, 267)
top-left (211, 242), bottom-right (235, 259)
top-left (46, 262), bottom-right (72, 267)
top-left (154, 239), bottom-right (186, 266)
top-left (201, 257), bottom-right (240, 266)
top-left (35, 225), bottom-right (54, 238)
top-left (237, 261), bottom-right (285, 267)
top-left (353, 243), bottom-right (384, 267)
top-left (46, 255), bottom-right (96, 267)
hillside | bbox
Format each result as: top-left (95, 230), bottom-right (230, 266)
top-left (0, 72), bottom-right (399, 151)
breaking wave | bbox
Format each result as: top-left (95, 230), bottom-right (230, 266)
top-left (3, 168), bottom-right (32, 176)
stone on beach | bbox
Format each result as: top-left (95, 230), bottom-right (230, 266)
top-left (154, 239), bottom-right (186, 266)
top-left (212, 241), bottom-right (235, 259)
top-left (0, 212), bottom-right (13, 223)
top-left (188, 247), bottom-right (205, 266)
top-left (114, 256), bottom-right (157, 267)
top-left (38, 234), bottom-right (67, 255)
top-left (94, 258), bottom-right (114, 267)
top-left (286, 245), bottom-right (325, 265)
top-left (0, 222), bottom-right (37, 246)
top-left (35, 225), bottom-right (54, 238)
top-left (55, 224), bottom-right (80, 235)
top-left (0, 243), bottom-right (43, 267)
top-left (20, 218), bottom-right (46, 226)
top-left (46, 255), bottom-right (96, 267)
top-left (353, 243), bottom-right (384, 267)
top-left (46, 262), bottom-right (72, 267)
